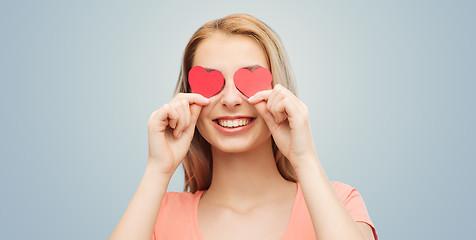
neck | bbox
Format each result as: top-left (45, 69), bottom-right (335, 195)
top-left (205, 137), bottom-right (294, 207)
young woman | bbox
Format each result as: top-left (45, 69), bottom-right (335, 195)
top-left (110, 14), bottom-right (377, 240)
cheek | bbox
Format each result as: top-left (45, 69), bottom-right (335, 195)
top-left (196, 118), bottom-right (204, 132)
top-left (256, 118), bottom-right (271, 134)
top-left (195, 118), bottom-right (213, 146)
top-left (196, 116), bottom-right (208, 136)
top-left (195, 107), bottom-right (214, 142)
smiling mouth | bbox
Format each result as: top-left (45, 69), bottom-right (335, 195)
top-left (214, 118), bottom-right (256, 128)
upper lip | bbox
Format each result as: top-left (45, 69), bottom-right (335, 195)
top-left (213, 115), bottom-right (256, 120)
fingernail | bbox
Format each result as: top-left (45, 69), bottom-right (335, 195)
top-left (275, 118), bottom-right (279, 123)
top-left (248, 96), bottom-right (254, 101)
top-left (177, 132), bottom-right (182, 138)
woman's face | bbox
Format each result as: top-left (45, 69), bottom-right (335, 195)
top-left (193, 32), bottom-right (272, 153)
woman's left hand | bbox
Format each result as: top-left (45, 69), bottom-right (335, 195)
top-left (248, 84), bottom-right (318, 170)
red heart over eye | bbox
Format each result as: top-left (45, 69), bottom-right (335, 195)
top-left (234, 67), bottom-right (272, 98)
top-left (188, 66), bottom-right (225, 98)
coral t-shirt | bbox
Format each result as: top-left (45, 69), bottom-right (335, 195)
top-left (152, 181), bottom-right (378, 240)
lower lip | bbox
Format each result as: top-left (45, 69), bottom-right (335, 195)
top-left (213, 119), bottom-right (256, 134)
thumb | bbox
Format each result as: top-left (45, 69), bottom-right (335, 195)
top-left (187, 104), bottom-right (203, 131)
top-left (254, 101), bottom-right (278, 131)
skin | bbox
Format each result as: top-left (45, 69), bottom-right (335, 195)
top-left (193, 33), bottom-right (297, 240)
top-left (109, 32), bottom-right (375, 240)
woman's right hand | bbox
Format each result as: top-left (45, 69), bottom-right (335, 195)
top-left (147, 93), bottom-right (210, 178)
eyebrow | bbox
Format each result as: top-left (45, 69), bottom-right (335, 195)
top-left (203, 67), bottom-right (219, 73)
top-left (203, 65), bottom-right (263, 73)
top-left (241, 65), bottom-right (263, 71)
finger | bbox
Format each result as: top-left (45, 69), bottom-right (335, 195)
top-left (148, 106), bottom-right (170, 132)
top-left (176, 100), bottom-right (192, 137)
top-left (247, 90), bottom-right (272, 104)
top-left (173, 103), bottom-right (188, 138)
top-left (182, 100), bottom-right (191, 131)
top-left (266, 88), bottom-right (286, 122)
top-left (270, 99), bottom-right (287, 124)
top-left (190, 104), bottom-right (202, 124)
top-left (186, 104), bottom-right (203, 133)
top-left (270, 85), bottom-right (301, 122)
top-left (167, 106), bottom-right (179, 129)
top-left (180, 93), bottom-right (210, 106)
top-left (254, 101), bottom-right (278, 130)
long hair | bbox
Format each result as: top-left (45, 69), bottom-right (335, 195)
top-left (175, 14), bottom-right (298, 193)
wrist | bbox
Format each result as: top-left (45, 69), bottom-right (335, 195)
top-left (292, 153), bottom-right (324, 177)
top-left (144, 161), bottom-right (173, 183)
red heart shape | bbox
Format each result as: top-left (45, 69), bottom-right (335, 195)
top-left (188, 66), bottom-right (225, 98)
top-left (233, 67), bottom-right (272, 98)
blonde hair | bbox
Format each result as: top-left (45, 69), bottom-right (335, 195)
top-left (175, 14), bottom-right (298, 193)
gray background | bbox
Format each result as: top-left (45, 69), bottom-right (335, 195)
top-left (1, 0), bottom-right (474, 239)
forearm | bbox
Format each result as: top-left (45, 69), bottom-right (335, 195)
top-left (109, 161), bottom-right (170, 240)
top-left (294, 155), bottom-right (366, 240)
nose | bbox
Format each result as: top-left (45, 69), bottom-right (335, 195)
top-left (220, 77), bottom-right (244, 109)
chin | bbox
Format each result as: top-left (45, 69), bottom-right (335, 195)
top-left (211, 133), bottom-right (272, 154)
top-left (214, 143), bottom-right (252, 153)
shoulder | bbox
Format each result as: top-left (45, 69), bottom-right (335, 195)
top-left (154, 191), bottom-right (202, 239)
top-left (329, 181), bottom-right (377, 239)
top-left (162, 191), bottom-right (196, 203)
top-left (160, 191), bottom-right (198, 213)
top-left (330, 181), bottom-right (358, 203)
top-left (156, 191), bottom-right (200, 227)
top-left (329, 181), bottom-right (371, 218)
top-left (330, 181), bottom-right (354, 190)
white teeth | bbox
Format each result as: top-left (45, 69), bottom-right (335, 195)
top-left (218, 118), bottom-right (252, 128)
